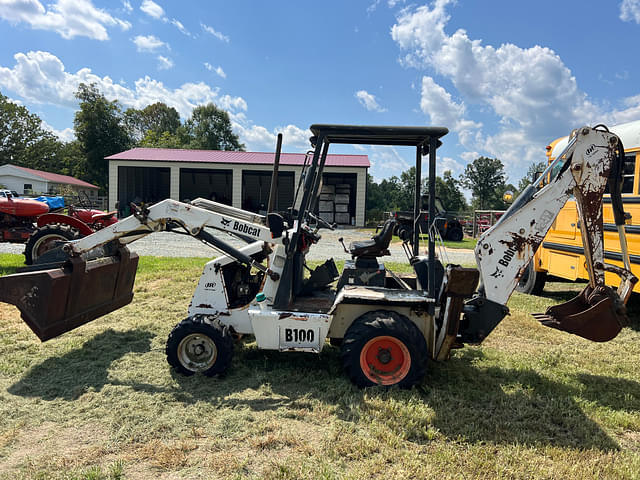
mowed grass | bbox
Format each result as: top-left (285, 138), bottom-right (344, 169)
top-left (0, 254), bottom-right (639, 479)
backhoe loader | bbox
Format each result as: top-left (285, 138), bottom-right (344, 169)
top-left (0, 124), bottom-right (636, 388)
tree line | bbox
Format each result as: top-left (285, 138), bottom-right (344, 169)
top-left (1, 84), bottom-right (545, 210)
top-left (366, 158), bottom-right (546, 219)
top-left (0, 83), bottom-right (244, 192)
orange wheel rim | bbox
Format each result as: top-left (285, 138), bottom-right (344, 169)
top-left (359, 336), bottom-right (411, 385)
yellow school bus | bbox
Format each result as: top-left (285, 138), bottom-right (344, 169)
top-left (517, 119), bottom-right (640, 295)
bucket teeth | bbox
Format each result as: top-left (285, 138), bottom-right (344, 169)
top-left (531, 313), bottom-right (561, 329)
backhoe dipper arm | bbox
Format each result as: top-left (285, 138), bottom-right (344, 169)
top-left (471, 126), bottom-right (636, 342)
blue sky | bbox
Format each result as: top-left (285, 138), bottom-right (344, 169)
top-left (1, 0), bottom-right (639, 186)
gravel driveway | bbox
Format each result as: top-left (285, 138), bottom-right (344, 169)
top-left (0, 228), bottom-right (476, 265)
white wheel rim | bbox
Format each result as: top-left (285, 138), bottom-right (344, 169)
top-left (32, 234), bottom-right (67, 260)
top-left (177, 333), bottom-right (218, 372)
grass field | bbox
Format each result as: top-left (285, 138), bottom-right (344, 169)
top-left (0, 253), bottom-right (639, 479)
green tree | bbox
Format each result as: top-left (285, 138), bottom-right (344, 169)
top-left (459, 156), bottom-right (506, 210)
top-left (124, 102), bottom-right (181, 143)
top-left (185, 103), bottom-right (244, 151)
top-left (0, 92), bottom-right (65, 171)
top-left (435, 170), bottom-right (467, 212)
top-left (517, 161), bottom-right (547, 192)
top-left (139, 129), bottom-right (189, 149)
top-left (74, 83), bottom-right (131, 190)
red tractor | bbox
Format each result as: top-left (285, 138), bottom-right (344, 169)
top-left (0, 191), bottom-right (118, 264)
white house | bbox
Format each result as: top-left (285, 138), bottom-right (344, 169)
top-left (0, 164), bottom-right (99, 196)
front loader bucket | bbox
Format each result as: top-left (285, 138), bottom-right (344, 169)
top-left (532, 285), bottom-right (625, 342)
top-left (0, 247), bottom-right (138, 341)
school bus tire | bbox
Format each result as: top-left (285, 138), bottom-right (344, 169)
top-left (516, 261), bottom-right (547, 295)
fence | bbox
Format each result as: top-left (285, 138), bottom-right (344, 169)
top-left (471, 210), bottom-right (505, 237)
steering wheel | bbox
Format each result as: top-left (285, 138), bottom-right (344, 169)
top-left (76, 191), bottom-right (92, 210)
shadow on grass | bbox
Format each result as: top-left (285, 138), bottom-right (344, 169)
top-left (420, 349), bottom-right (625, 450)
top-left (9, 329), bottom-right (630, 450)
top-left (8, 329), bottom-right (153, 400)
top-left (164, 345), bottom-right (625, 450)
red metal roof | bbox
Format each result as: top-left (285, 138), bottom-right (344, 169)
top-left (106, 148), bottom-right (370, 168)
top-left (11, 165), bottom-right (98, 189)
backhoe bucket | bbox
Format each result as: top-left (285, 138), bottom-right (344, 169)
top-left (0, 247), bottom-right (138, 341)
top-left (532, 285), bottom-right (625, 342)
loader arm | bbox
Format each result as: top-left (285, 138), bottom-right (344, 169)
top-left (471, 126), bottom-right (637, 342)
top-left (0, 198), bottom-right (290, 341)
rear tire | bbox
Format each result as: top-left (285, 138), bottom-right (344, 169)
top-left (341, 310), bottom-right (427, 388)
top-left (446, 226), bottom-right (463, 242)
top-left (24, 224), bottom-right (81, 265)
top-left (166, 316), bottom-right (233, 377)
top-left (397, 225), bottom-right (412, 241)
top-left (516, 261), bottom-right (547, 295)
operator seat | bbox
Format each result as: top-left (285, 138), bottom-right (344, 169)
top-left (349, 218), bottom-right (396, 258)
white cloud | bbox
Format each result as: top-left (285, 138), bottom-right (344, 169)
top-left (171, 18), bottom-right (190, 36)
top-left (367, 0), bottom-right (405, 13)
top-left (133, 35), bottom-right (167, 52)
top-left (355, 90), bottom-right (387, 112)
top-left (0, 0), bottom-right (130, 40)
top-left (0, 50), bottom-right (316, 157)
top-left (230, 117), bottom-right (310, 152)
top-left (42, 120), bottom-right (75, 142)
top-left (368, 146), bottom-right (410, 180)
top-left (438, 156), bottom-right (464, 177)
top-left (157, 55), bottom-right (173, 70)
top-left (391, 0), bottom-right (606, 180)
top-left (621, 0), bottom-right (640, 23)
top-left (204, 62), bottom-right (226, 78)
top-left (140, 0), bottom-right (165, 20)
top-left (0, 50), bottom-right (248, 119)
top-left (122, 0), bottom-right (132, 13)
top-left (201, 23), bottom-right (230, 42)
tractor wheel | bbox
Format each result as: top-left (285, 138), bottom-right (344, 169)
top-left (24, 224), bottom-right (81, 265)
top-left (341, 310), bottom-right (427, 388)
top-left (516, 261), bottom-right (547, 295)
top-left (397, 225), bottom-right (412, 242)
top-left (446, 226), bottom-right (464, 242)
top-left (166, 316), bottom-right (233, 377)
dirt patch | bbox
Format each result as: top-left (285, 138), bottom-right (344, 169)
top-left (0, 421), bottom-right (110, 474)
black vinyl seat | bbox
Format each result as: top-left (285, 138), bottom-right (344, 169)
top-left (349, 219), bottom-right (396, 258)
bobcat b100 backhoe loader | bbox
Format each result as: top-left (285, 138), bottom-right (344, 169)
top-left (0, 124), bottom-right (635, 388)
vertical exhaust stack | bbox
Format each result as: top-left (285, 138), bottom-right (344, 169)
top-left (267, 133), bottom-right (283, 222)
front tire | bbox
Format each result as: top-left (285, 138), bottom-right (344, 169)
top-left (516, 261), bottom-right (547, 295)
top-left (24, 224), bottom-right (81, 265)
top-left (166, 316), bottom-right (233, 377)
top-left (341, 310), bottom-right (428, 388)
top-left (446, 225), bottom-right (464, 242)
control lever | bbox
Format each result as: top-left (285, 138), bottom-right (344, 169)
top-left (338, 237), bottom-right (349, 254)
top-left (308, 212), bottom-right (337, 230)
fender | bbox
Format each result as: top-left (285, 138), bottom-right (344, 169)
top-left (36, 213), bottom-right (94, 236)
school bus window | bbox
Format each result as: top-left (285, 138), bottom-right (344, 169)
top-left (604, 154), bottom-right (635, 194)
top-left (622, 154), bottom-right (635, 194)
